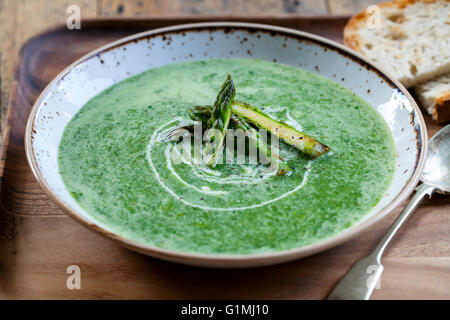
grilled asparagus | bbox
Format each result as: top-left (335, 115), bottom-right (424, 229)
top-left (203, 74), bottom-right (235, 168)
top-left (189, 105), bottom-right (291, 176)
top-left (232, 101), bottom-right (330, 158)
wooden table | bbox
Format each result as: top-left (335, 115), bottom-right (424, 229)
top-left (0, 0), bottom-right (385, 138)
top-left (1, 1), bottom-right (448, 300)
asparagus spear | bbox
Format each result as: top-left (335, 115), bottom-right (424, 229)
top-left (188, 105), bottom-right (291, 176)
top-left (189, 102), bottom-right (330, 158)
top-left (232, 101), bottom-right (330, 158)
top-left (203, 75), bottom-right (235, 168)
top-left (188, 105), bottom-right (210, 128)
top-left (231, 113), bottom-right (291, 176)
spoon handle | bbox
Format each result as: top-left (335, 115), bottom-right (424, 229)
top-left (327, 183), bottom-right (436, 300)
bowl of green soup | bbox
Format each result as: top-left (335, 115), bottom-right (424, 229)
top-left (25, 23), bottom-right (427, 267)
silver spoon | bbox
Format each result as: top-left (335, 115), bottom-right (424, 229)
top-left (328, 124), bottom-right (450, 300)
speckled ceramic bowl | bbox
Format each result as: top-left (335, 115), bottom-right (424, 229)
top-left (25, 23), bottom-right (427, 268)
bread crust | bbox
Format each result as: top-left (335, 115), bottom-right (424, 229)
top-left (433, 92), bottom-right (450, 123)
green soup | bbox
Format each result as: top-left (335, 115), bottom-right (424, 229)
top-left (58, 59), bottom-right (396, 255)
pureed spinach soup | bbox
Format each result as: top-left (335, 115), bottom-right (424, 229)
top-left (58, 59), bottom-right (396, 255)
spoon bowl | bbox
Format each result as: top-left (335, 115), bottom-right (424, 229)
top-left (422, 125), bottom-right (450, 193)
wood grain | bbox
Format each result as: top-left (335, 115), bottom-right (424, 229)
top-left (0, 0), bottom-right (97, 140)
top-left (327, 0), bottom-right (386, 14)
top-left (99, 0), bottom-right (323, 16)
top-left (0, 17), bottom-right (448, 300)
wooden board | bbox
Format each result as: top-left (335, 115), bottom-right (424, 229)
top-left (0, 17), bottom-right (448, 300)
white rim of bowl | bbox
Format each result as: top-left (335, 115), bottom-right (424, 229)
top-left (25, 22), bottom-right (427, 266)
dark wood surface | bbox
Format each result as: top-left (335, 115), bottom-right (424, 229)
top-left (0, 17), bottom-right (448, 299)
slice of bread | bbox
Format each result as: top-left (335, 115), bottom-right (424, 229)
top-left (415, 73), bottom-right (450, 123)
top-left (344, 0), bottom-right (450, 88)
